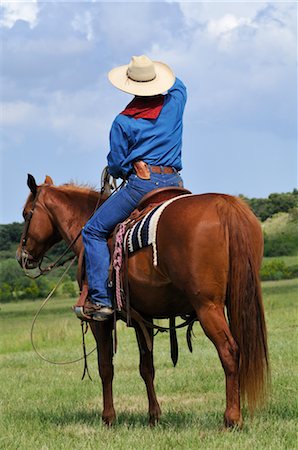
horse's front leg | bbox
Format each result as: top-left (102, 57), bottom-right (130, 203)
top-left (90, 320), bottom-right (116, 426)
top-left (134, 319), bottom-right (161, 426)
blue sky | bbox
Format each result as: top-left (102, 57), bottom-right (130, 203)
top-left (0, 1), bottom-right (297, 224)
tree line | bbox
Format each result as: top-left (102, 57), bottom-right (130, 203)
top-left (240, 189), bottom-right (298, 222)
top-left (1, 189), bottom-right (297, 302)
top-left (2, 189), bottom-right (297, 251)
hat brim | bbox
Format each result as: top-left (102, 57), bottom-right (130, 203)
top-left (108, 61), bottom-right (175, 96)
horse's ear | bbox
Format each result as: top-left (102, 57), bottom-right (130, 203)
top-left (27, 174), bottom-right (37, 197)
top-left (44, 175), bottom-right (54, 185)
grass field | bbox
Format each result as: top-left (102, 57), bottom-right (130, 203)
top-left (0, 279), bottom-right (297, 450)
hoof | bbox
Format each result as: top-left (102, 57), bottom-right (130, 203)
top-left (149, 406), bottom-right (161, 427)
top-left (102, 414), bottom-right (116, 427)
top-left (224, 412), bottom-right (243, 429)
top-left (149, 416), bottom-right (159, 427)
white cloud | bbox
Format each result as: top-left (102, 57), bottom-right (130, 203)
top-left (1, 2), bottom-right (296, 155)
top-left (0, 1), bottom-right (39, 29)
top-left (178, 2), bottom-right (268, 25)
top-left (71, 11), bottom-right (94, 41)
top-left (207, 13), bottom-right (252, 37)
top-left (148, 2), bottom-right (296, 138)
top-left (206, 13), bottom-right (254, 49)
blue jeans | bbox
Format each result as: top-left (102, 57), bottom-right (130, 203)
top-left (82, 170), bottom-right (183, 307)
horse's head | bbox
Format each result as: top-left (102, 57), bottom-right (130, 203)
top-left (16, 174), bottom-right (62, 270)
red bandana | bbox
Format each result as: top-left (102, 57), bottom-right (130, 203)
top-left (120, 95), bottom-right (164, 120)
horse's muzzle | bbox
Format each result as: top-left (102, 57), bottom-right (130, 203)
top-left (16, 248), bottom-right (39, 269)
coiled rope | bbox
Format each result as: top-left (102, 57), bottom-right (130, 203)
top-left (30, 256), bottom-right (96, 367)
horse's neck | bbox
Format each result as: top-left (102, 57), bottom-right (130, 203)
top-left (48, 188), bottom-right (101, 254)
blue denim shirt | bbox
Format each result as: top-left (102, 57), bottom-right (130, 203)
top-left (107, 78), bottom-right (187, 179)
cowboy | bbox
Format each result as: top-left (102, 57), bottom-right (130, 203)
top-left (82, 55), bottom-right (187, 321)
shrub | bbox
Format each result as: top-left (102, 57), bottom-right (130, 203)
top-left (61, 280), bottom-right (77, 297)
top-left (263, 211), bottom-right (298, 257)
top-left (0, 283), bottom-right (12, 302)
top-left (288, 264), bottom-right (298, 279)
top-left (0, 259), bottom-right (59, 302)
top-left (264, 233), bottom-right (298, 257)
top-left (23, 283), bottom-right (40, 299)
top-left (36, 277), bottom-right (55, 297)
top-left (260, 259), bottom-right (292, 281)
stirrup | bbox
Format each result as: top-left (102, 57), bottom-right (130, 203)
top-left (72, 305), bottom-right (92, 321)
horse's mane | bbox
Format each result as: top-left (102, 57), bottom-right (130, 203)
top-left (57, 182), bottom-right (99, 195)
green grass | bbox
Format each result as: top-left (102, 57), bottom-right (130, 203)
top-left (1, 279), bottom-right (297, 450)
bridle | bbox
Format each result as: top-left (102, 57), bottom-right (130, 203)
top-left (20, 185), bottom-right (88, 279)
top-left (20, 188), bottom-right (49, 278)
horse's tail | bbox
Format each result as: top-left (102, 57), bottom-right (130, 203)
top-left (220, 196), bottom-right (269, 414)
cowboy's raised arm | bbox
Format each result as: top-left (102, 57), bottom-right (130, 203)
top-left (168, 77), bottom-right (187, 110)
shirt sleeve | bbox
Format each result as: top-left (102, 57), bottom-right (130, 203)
top-left (107, 118), bottom-right (129, 179)
top-left (168, 77), bottom-right (187, 109)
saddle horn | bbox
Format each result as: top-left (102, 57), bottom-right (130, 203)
top-left (100, 166), bottom-right (117, 197)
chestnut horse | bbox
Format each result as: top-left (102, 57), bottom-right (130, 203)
top-left (17, 174), bottom-right (269, 428)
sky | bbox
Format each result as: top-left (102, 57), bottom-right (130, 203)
top-left (0, 0), bottom-right (297, 224)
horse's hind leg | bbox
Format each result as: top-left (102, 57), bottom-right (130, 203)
top-left (195, 302), bottom-right (242, 428)
top-left (90, 320), bottom-right (116, 426)
top-left (134, 319), bottom-right (161, 426)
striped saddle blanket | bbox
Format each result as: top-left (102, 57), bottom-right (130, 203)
top-left (123, 194), bottom-right (193, 266)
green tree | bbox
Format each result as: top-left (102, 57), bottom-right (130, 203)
top-left (0, 259), bottom-right (57, 302)
top-left (0, 222), bottom-right (23, 250)
top-left (241, 189), bottom-right (298, 222)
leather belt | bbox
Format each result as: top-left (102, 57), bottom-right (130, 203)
top-left (133, 160), bottom-right (177, 180)
top-left (150, 165), bottom-right (176, 174)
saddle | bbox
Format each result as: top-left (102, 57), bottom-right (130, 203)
top-left (73, 186), bottom-right (191, 321)
top-left (137, 186), bottom-right (190, 210)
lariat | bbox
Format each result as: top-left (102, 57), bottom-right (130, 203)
top-left (112, 222), bottom-right (127, 310)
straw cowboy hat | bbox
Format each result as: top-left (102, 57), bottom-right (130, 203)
top-left (108, 55), bottom-right (175, 96)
